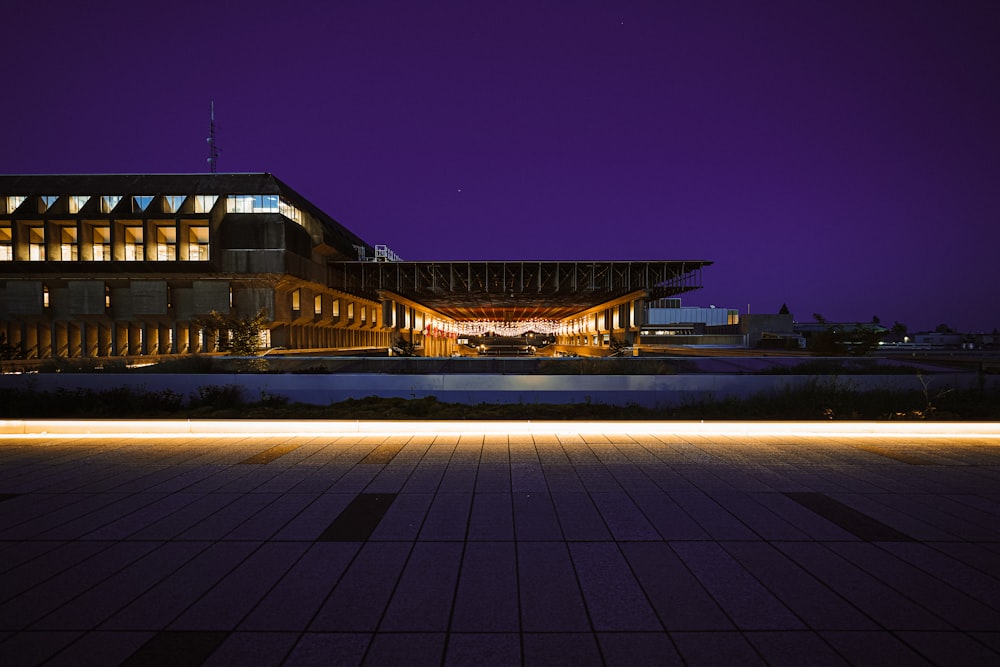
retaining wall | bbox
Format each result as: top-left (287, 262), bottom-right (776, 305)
top-left (1, 372), bottom-right (991, 408)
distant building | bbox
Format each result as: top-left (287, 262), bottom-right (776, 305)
top-left (1, 173), bottom-right (710, 360)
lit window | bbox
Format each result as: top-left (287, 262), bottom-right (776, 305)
top-left (91, 226), bottom-right (110, 261)
top-left (371, 309), bottom-right (377, 326)
top-left (105, 285), bottom-right (111, 308)
top-left (360, 306), bottom-right (366, 324)
top-left (314, 294), bottom-right (322, 315)
top-left (41, 195), bottom-right (58, 211)
top-left (68, 196), bottom-right (90, 214)
top-left (27, 226), bottom-right (44, 260)
top-left (163, 195), bottom-right (185, 213)
top-left (59, 226), bottom-right (78, 261)
top-left (43, 284), bottom-right (50, 308)
top-left (279, 198), bottom-right (303, 224)
top-left (186, 225), bottom-right (209, 260)
top-left (332, 299), bottom-right (340, 317)
top-left (0, 223), bottom-right (11, 261)
top-left (226, 195), bottom-right (279, 213)
top-left (194, 195), bottom-right (218, 213)
top-left (135, 196), bottom-right (153, 211)
top-left (123, 226), bottom-right (144, 261)
top-left (101, 196), bottom-right (122, 213)
top-left (6, 196), bottom-right (26, 213)
top-left (291, 289), bottom-right (301, 311)
top-left (348, 302), bottom-right (355, 321)
top-left (154, 225), bottom-right (176, 261)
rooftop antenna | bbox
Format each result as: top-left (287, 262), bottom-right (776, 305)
top-left (206, 100), bottom-right (220, 173)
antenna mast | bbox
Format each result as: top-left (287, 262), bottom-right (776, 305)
top-left (207, 100), bottom-right (220, 173)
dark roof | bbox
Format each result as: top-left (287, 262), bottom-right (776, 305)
top-left (0, 173), bottom-right (284, 195)
top-left (330, 260), bottom-right (711, 320)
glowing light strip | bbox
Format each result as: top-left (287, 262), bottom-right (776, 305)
top-left (1, 420), bottom-right (999, 439)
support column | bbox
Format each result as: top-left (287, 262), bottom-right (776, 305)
top-left (53, 322), bottom-right (68, 357)
top-left (98, 323), bottom-right (111, 357)
top-left (85, 323), bottom-right (99, 357)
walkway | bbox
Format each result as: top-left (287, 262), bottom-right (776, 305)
top-left (1, 422), bottom-right (998, 665)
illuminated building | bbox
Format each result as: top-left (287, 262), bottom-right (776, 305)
top-left (0, 174), bottom-right (709, 360)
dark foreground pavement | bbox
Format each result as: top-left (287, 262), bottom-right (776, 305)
top-left (1, 422), bottom-right (998, 666)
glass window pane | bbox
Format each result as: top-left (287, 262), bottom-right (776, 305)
top-left (101, 195), bottom-right (122, 213)
top-left (135, 196), bottom-right (153, 211)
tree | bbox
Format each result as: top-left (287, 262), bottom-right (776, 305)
top-left (891, 321), bottom-right (907, 336)
top-left (194, 309), bottom-right (269, 356)
top-left (0, 333), bottom-right (24, 360)
top-left (935, 323), bottom-right (955, 334)
top-left (808, 313), bottom-right (884, 356)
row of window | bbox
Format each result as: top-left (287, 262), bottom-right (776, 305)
top-left (3, 194), bottom-right (305, 223)
top-left (290, 289), bottom-right (376, 325)
top-left (3, 194), bottom-right (220, 215)
top-left (0, 221), bottom-right (209, 262)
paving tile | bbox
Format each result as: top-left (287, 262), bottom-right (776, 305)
top-left (671, 542), bottom-right (804, 631)
top-left (467, 492), bottom-right (514, 540)
top-left (34, 541), bottom-right (207, 630)
top-left (0, 631), bottom-right (84, 666)
top-left (720, 541), bottom-right (878, 631)
top-left (513, 491), bottom-right (563, 540)
top-left (821, 631), bottom-right (933, 665)
top-left (101, 542), bottom-right (259, 631)
top-left (443, 632), bottom-right (520, 666)
top-left (240, 542), bottom-right (360, 631)
top-left (597, 631), bottom-right (683, 666)
top-left (451, 541), bottom-right (519, 632)
top-left (0, 541), bottom-right (161, 631)
top-left (380, 542), bottom-right (463, 631)
top-left (775, 542), bottom-right (950, 630)
top-left (824, 542), bottom-right (1000, 631)
top-left (363, 632), bottom-right (445, 666)
top-left (310, 541), bottom-right (412, 631)
top-left (784, 492), bottom-right (913, 542)
top-left (518, 541), bottom-right (590, 632)
top-left (522, 632), bottom-right (603, 666)
top-left (202, 631), bottom-right (300, 666)
top-left (419, 492), bottom-right (472, 540)
top-left (668, 490), bottom-right (757, 540)
top-left (271, 493), bottom-right (354, 541)
top-left (744, 631), bottom-right (851, 666)
top-left (43, 631), bottom-right (156, 667)
top-left (0, 540), bottom-right (111, 603)
top-left (171, 542), bottom-right (310, 630)
top-left (621, 541), bottom-right (733, 630)
top-left (670, 631), bottom-right (766, 666)
top-left (368, 492), bottom-right (434, 540)
top-left (896, 631), bottom-right (1000, 666)
top-left (589, 490), bottom-right (661, 540)
top-left (569, 542), bottom-right (661, 632)
top-left (550, 492), bottom-right (612, 540)
top-left (120, 630), bottom-right (231, 666)
top-left (318, 493), bottom-right (398, 542)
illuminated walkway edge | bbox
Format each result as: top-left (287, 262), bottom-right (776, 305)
top-left (1, 419), bottom-right (998, 437)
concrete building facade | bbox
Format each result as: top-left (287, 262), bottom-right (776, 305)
top-left (1, 174), bottom-right (709, 360)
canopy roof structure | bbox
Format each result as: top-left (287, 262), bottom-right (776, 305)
top-left (329, 260), bottom-right (711, 321)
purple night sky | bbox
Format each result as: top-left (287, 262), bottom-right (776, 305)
top-left (5, 1), bottom-right (999, 333)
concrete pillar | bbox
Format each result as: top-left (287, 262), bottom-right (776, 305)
top-left (146, 324), bottom-right (158, 355)
top-left (127, 323), bottom-right (141, 355)
top-left (98, 323), bottom-right (111, 357)
top-left (37, 323), bottom-right (51, 358)
top-left (23, 324), bottom-right (38, 359)
top-left (53, 322), bottom-right (68, 357)
top-left (84, 323), bottom-right (99, 357)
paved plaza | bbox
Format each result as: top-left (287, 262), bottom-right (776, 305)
top-left (0, 421), bottom-right (999, 666)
